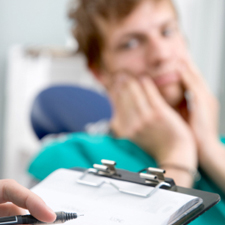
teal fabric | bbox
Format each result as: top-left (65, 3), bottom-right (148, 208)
top-left (28, 133), bottom-right (225, 225)
top-left (28, 133), bottom-right (157, 181)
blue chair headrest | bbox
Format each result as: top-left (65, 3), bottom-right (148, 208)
top-left (30, 85), bottom-right (112, 139)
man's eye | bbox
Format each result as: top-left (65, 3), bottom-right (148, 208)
top-left (121, 38), bottom-right (139, 49)
top-left (162, 28), bottom-right (174, 37)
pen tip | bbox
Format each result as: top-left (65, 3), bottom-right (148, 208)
top-left (77, 214), bottom-right (84, 217)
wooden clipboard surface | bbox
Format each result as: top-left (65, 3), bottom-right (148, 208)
top-left (72, 167), bottom-right (220, 225)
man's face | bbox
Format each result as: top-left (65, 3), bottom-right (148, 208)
top-left (97, 0), bottom-right (188, 107)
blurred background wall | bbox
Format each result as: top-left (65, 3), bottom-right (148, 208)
top-left (0, 0), bottom-right (225, 185)
top-left (0, 0), bottom-right (71, 178)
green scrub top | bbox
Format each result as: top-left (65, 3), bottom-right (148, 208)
top-left (28, 133), bottom-right (225, 225)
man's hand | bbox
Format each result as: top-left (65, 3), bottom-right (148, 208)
top-left (109, 72), bottom-right (197, 187)
top-left (178, 56), bottom-right (219, 155)
top-left (178, 57), bottom-right (225, 192)
top-left (0, 179), bottom-right (56, 221)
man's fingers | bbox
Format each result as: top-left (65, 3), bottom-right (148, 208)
top-left (0, 180), bottom-right (56, 222)
top-left (111, 74), bottom-right (137, 121)
top-left (139, 76), bottom-right (167, 109)
top-left (125, 77), bottom-right (152, 117)
top-left (111, 74), bottom-right (151, 119)
top-left (178, 58), bottom-right (211, 94)
top-left (0, 203), bottom-right (26, 217)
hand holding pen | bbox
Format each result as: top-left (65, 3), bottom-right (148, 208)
top-left (0, 179), bottom-right (56, 222)
top-left (0, 211), bottom-right (83, 225)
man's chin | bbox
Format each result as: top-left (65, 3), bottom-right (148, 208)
top-left (159, 84), bottom-right (184, 107)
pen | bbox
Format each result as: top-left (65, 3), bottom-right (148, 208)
top-left (0, 211), bottom-right (84, 225)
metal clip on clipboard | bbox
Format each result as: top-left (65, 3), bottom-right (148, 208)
top-left (77, 159), bottom-right (174, 198)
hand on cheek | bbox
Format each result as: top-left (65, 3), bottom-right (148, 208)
top-left (178, 57), bottom-right (219, 156)
top-left (109, 72), bottom-right (151, 138)
top-left (109, 72), bottom-right (197, 187)
top-left (137, 76), bottom-right (197, 165)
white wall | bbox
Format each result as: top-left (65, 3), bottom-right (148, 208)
top-left (0, 0), bottom-right (71, 178)
top-left (3, 47), bottom-right (100, 186)
top-left (174, 0), bottom-right (225, 96)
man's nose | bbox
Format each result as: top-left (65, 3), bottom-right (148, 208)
top-left (146, 38), bottom-right (172, 68)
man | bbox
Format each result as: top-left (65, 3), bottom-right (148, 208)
top-left (0, 179), bottom-right (56, 220)
top-left (68, 0), bottom-right (225, 189)
top-left (28, 1), bottom-right (225, 223)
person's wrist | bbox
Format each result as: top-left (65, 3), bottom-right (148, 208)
top-left (156, 141), bottom-right (198, 187)
top-left (156, 141), bottom-right (198, 169)
top-left (159, 163), bottom-right (200, 182)
top-left (159, 166), bottom-right (196, 187)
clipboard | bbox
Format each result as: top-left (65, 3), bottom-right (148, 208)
top-left (72, 159), bottom-right (220, 225)
top-left (31, 159), bottom-right (220, 225)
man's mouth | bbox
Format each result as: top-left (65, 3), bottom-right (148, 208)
top-left (152, 73), bottom-right (179, 87)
